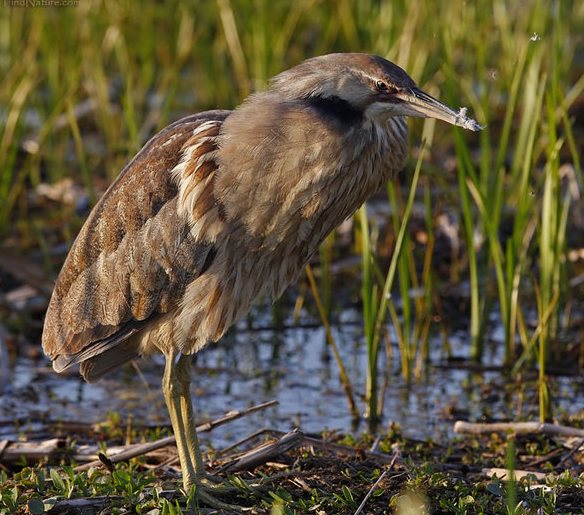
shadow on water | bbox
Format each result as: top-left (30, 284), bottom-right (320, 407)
top-left (3, 302), bottom-right (584, 448)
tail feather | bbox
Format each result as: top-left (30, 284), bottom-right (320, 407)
top-left (80, 340), bottom-right (141, 382)
top-left (52, 323), bottom-right (143, 382)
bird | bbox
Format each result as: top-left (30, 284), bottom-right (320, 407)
top-left (42, 53), bottom-right (481, 506)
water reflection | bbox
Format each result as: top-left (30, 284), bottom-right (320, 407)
top-left (2, 307), bottom-right (584, 448)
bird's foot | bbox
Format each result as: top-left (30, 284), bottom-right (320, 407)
top-left (184, 474), bottom-right (264, 511)
top-left (198, 470), bottom-right (268, 490)
top-left (197, 471), bottom-right (231, 487)
top-left (186, 482), bottom-right (243, 512)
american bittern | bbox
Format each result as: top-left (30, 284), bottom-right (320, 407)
top-left (42, 53), bottom-right (481, 505)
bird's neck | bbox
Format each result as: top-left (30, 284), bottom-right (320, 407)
top-left (214, 100), bottom-right (408, 296)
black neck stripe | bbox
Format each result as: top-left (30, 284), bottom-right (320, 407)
top-left (305, 95), bottom-right (363, 126)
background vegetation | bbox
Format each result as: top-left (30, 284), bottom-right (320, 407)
top-left (3, 0), bottom-right (583, 418)
top-left (0, 0), bottom-right (584, 511)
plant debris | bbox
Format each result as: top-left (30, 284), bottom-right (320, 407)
top-left (1, 408), bottom-right (584, 514)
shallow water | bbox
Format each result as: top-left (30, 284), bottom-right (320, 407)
top-left (2, 305), bottom-right (584, 449)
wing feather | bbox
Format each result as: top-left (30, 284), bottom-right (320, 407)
top-left (42, 111), bottom-right (230, 371)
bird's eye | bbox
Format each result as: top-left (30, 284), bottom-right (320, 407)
top-left (376, 80), bottom-right (398, 94)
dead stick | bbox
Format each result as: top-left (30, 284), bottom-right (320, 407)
top-left (74, 400), bottom-right (277, 471)
top-left (213, 428), bottom-right (272, 457)
top-left (215, 428), bottom-right (400, 466)
top-left (558, 437), bottom-right (584, 467)
top-left (297, 433), bottom-right (401, 464)
top-left (195, 400), bottom-right (277, 433)
top-left (218, 429), bottom-right (303, 473)
top-left (454, 420), bottom-right (584, 438)
top-left (0, 438), bottom-right (63, 464)
top-left (353, 452), bottom-right (399, 515)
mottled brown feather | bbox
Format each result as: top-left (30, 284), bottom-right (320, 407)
top-left (42, 111), bottom-right (229, 369)
top-left (38, 54), bottom-right (481, 499)
top-left (42, 54), bottom-right (422, 382)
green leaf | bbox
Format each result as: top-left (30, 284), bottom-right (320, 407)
top-left (342, 485), bottom-right (356, 507)
top-left (43, 497), bottom-right (59, 512)
top-left (26, 499), bottom-right (45, 515)
top-left (49, 469), bottom-right (66, 493)
top-left (486, 481), bottom-right (503, 496)
top-left (114, 469), bottom-right (132, 483)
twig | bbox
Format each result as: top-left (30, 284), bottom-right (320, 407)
top-left (0, 439), bottom-right (10, 472)
top-left (293, 432), bottom-right (401, 465)
top-left (353, 451), bottom-right (400, 515)
top-left (212, 428), bottom-right (272, 457)
top-left (0, 438), bottom-right (64, 464)
top-left (214, 428), bottom-right (401, 471)
top-left (195, 400), bottom-right (278, 433)
top-left (558, 437), bottom-right (584, 467)
top-left (454, 420), bottom-right (584, 438)
top-left (73, 400), bottom-right (277, 471)
top-left (216, 429), bottom-right (303, 473)
top-left (41, 495), bottom-right (119, 513)
top-left (480, 467), bottom-right (547, 481)
top-left (524, 447), bottom-right (565, 468)
top-left (369, 434), bottom-right (382, 453)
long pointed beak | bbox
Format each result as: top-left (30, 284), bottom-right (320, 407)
top-left (396, 87), bottom-right (484, 132)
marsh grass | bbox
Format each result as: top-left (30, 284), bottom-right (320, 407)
top-left (437, 1), bottom-right (584, 421)
top-left (1, 0), bottom-right (583, 424)
top-left (358, 144), bottom-right (425, 420)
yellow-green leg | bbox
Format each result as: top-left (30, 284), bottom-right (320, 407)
top-left (162, 349), bottom-right (197, 487)
top-left (162, 350), bottom-right (240, 510)
top-left (175, 353), bottom-right (209, 478)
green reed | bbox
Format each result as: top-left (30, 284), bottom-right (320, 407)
top-left (441, 0), bottom-right (583, 420)
top-left (360, 145), bottom-right (425, 420)
top-left (306, 264), bottom-right (359, 420)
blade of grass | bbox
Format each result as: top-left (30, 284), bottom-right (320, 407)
top-left (305, 264), bottom-right (359, 421)
top-left (361, 142), bottom-right (425, 419)
top-left (452, 128), bottom-right (482, 360)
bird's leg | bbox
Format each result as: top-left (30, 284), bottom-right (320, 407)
top-left (163, 351), bottom-right (241, 510)
top-left (162, 348), bottom-right (197, 489)
top-left (175, 353), bottom-right (212, 480)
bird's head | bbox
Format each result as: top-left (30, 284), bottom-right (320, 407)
top-left (270, 53), bottom-right (483, 131)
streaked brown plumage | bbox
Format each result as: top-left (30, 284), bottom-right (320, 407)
top-left (42, 53), bottom-right (481, 503)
